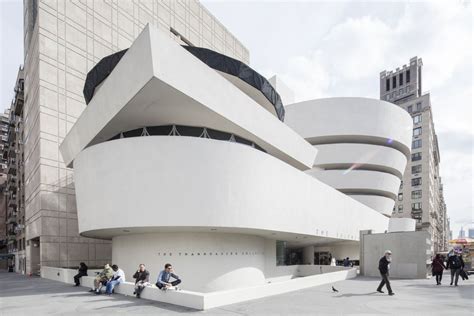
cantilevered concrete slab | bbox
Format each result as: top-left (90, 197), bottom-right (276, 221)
top-left (60, 25), bottom-right (317, 170)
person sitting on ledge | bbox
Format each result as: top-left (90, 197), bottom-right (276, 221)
top-left (90, 264), bottom-right (114, 294)
top-left (343, 257), bottom-right (350, 267)
top-left (156, 263), bottom-right (181, 291)
top-left (73, 262), bottom-right (88, 286)
top-left (133, 264), bottom-right (150, 298)
top-left (105, 264), bottom-right (125, 295)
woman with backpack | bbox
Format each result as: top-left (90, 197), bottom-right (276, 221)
top-left (431, 254), bottom-right (447, 285)
top-left (446, 251), bottom-right (465, 286)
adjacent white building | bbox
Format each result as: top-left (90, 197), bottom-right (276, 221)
top-left (60, 25), bottom-right (411, 292)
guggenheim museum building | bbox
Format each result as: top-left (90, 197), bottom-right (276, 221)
top-left (60, 25), bottom-right (412, 293)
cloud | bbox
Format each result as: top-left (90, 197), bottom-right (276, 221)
top-left (438, 131), bottom-right (474, 155)
top-left (273, 1), bottom-right (472, 104)
top-left (276, 51), bottom-right (331, 101)
top-left (319, 15), bottom-right (392, 81)
top-left (265, 1), bottom-right (472, 237)
top-left (269, 15), bottom-right (393, 101)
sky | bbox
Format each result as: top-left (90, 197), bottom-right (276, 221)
top-left (0, 0), bottom-right (473, 238)
top-left (202, 0), bottom-right (473, 238)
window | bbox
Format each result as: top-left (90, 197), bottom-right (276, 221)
top-left (392, 76), bottom-right (397, 89)
top-left (416, 102), bottom-right (422, 111)
top-left (411, 152), bottom-right (422, 161)
top-left (400, 181), bottom-right (403, 190)
top-left (412, 165), bottom-right (422, 174)
top-left (406, 70), bottom-right (410, 82)
top-left (399, 73), bottom-right (403, 85)
top-left (399, 88), bottom-right (403, 95)
top-left (398, 193), bottom-right (403, 201)
top-left (413, 127), bottom-right (422, 136)
top-left (412, 177), bottom-right (422, 186)
top-left (398, 205), bottom-right (403, 212)
top-left (412, 202), bottom-right (422, 210)
top-left (386, 79), bottom-right (390, 91)
top-left (407, 105), bottom-right (413, 113)
top-left (413, 114), bottom-right (422, 124)
top-left (412, 190), bottom-right (422, 199)
top-left (412, 139), bottom-right (422, 149)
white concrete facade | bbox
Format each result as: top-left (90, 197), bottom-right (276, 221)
top-left (21, 0), bottom-right (250, 274)
top-left (59, 25), bottom-right (315, 170)
top-left (284, 98), bottom-right (412, 216)
top-left (58, 25), bottom-right (401, 297)
top-left (360, 230), bottom-right (431, 279)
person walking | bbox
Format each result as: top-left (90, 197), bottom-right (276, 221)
top-left (73, 262), bottom-right (88, 286)
top-left (446, 251), bottom-right (465, 286)
top-left (133, 264), bottom-right (150, 298)
top-left (431, 254), bottom-right (447, 285)
top-left (376, 250), bottom-right (394, 296)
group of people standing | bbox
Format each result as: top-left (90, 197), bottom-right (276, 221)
top-left (432, 251), bottom-right (466, 286)
top-left (376, 249), bottom-right (468, 297)
top-left (73, 262), bottom-right (182, 298)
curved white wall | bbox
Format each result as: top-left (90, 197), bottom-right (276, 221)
top-left (285, 98), bottom-right (412, 216)
top-left (347, 195), bottom-right (395, 217)
top-left (73, 136), bottom-right (389, 291)
top-left (284, 97), bottom-right (412, 156)
top-left (113, 232), bottom-right (266, 292)
top-left (74, 136), bottom-right (388, 239)
top-left (313, 143), bottom-right (407, 178)
top-left (307, 169), bottom-right (401, 200)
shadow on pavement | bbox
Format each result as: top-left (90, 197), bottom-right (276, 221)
top-left (333, 291), bottom-right (379, 298)
top-left (52, 292), bottom-right (113, 298)
top-left (0, 272), bottom-right (198, 313)
top-left (0, 274), bottom-right (85, 298)
top-left (52, 287), bottom-right (199, 312)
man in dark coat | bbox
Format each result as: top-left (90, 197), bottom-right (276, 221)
top-left (73, 262), bottom-right (88, 286)
top-left (446, 251), bottom-right (465, 286)
top-left (133, 264), bottom-right (150, 298)
top-left (376, 250), bottom-right (394, 296)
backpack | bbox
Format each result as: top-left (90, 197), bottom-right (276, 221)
top-left (449, 255), bottom-right (461, 269)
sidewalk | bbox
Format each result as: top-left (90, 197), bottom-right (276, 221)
top-left (0, 271), bottom-right (472, 315)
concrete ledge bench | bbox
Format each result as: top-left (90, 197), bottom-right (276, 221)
top-left (80, 276), bottom-right (204, 309)
top-left (42, 266), bottom-right (357, 310)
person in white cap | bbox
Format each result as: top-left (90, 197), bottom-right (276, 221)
top-left (376, 250), bottom-right (394, 296)
top-left (446, 249), bottom-right (465, 286)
